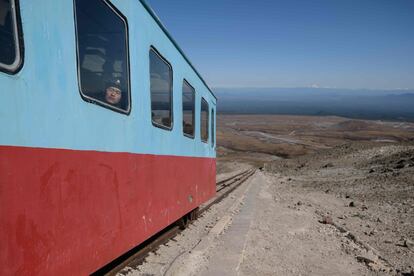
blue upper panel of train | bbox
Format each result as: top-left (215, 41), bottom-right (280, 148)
top-left (0, 0), bottom-right (217, 158)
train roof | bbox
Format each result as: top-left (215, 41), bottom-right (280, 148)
top-left (139, 0), bottom-right (217, 101)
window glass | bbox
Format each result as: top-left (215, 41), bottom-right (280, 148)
top-left (211, 108), bottom-right (215, 147)
top-left (182, 80), bottom-right (195, 137)
top-left (150, 48), bottom-right (172, 129)
top-left (201, 98), bottom-right (209, 143)
top-left (0, 0), bottom-right (22, 72)
top-left (75, 0), bottom-right (130, 112)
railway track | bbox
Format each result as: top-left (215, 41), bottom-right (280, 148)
top-left (199, 169), bottom-right (256, 214)
top-left (93, 168), bottom-right (256, 276)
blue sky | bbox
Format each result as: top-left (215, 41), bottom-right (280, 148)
top-left (145, 0), bottom-right (414, 90)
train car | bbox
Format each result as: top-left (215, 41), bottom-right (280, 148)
top-left (0, 0), bottom-right (217, 274)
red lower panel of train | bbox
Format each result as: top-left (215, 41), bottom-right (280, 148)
top-left (0, 145), bottom-right (216, 275)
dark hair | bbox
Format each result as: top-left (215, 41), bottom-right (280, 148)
top-left (105, 78), bottom-right (123, 91)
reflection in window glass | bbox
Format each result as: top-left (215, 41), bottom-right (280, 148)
top-left (201, 98), bottom-right (209, 143)
top-left (211, 108), bottom-right (215, 147)
top-left (150, 48), bottom-right (173, 129)
top-left (0, 0), bottom-right (21, 72)
top-left (75, 0), bottom-right (130, 112)
top-left (182, 80), bottom-right (195, 137)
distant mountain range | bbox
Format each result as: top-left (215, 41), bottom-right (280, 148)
top-left (214, 88), bottom-right (414, 122)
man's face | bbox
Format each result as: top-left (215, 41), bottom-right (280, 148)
top-left (105, 86), bottom-right (122, 105)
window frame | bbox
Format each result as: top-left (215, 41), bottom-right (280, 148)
top-left (211, 107), bottom-right (215, 148)
top-left (149, 46), bottom-right (174, 131)
top-left (0, 0), bottom-right (24, 74)
top-left (73, 0), bottom-right (132, 115)
top-left (182, 79), bottom-right (195, 139)
top-left (200, 97), bottom-right (209, 144)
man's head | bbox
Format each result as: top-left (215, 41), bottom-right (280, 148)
top-left (105, 86), bottom-right (122, 105)
top-left (105, 79), bottom-right (122, 105)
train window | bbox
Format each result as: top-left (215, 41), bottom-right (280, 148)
top-left (211, 108), bottom-right (215, 147)
top-left (182, 80), bottom-right (195, 138)
top-left (201, 98), bottom-right (209, 143)
top-left (74, 0), bottom-right (131, 113)
top-left (0, 0), bottom-right (23, 74)
top-left (150, 48), bottom-right (173, 129)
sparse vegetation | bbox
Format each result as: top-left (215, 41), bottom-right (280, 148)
top-left (217, 114), bottom-right (414, 167)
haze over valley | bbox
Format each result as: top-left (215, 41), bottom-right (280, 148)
top-left (215, 88), bottom-right (414, 122)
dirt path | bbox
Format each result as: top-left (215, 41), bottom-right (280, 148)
top-left (120, 169), bottom-right (256, 276)
top-left (184, 171), bottom-right (377, 276)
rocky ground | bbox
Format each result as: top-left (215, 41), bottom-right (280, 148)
top-left (266, 142), bottom-right (414, 275)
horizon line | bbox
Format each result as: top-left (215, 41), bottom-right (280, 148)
top-left (212, 86), bottom-right (414, 91)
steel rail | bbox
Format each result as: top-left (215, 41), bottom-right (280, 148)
top-left (216, 170), bottom-right (252, 193)
top-left (199, 169), bottom-right (255, 215)
top-left (216, 169), bottom-right (253, 186)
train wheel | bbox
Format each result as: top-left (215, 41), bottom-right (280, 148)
top-left (178, 216), bottom-right (189, 230)
top-left (189, 208), bottom-right (199, 221)
top-left (178, 208), bottom-right (199, 230)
